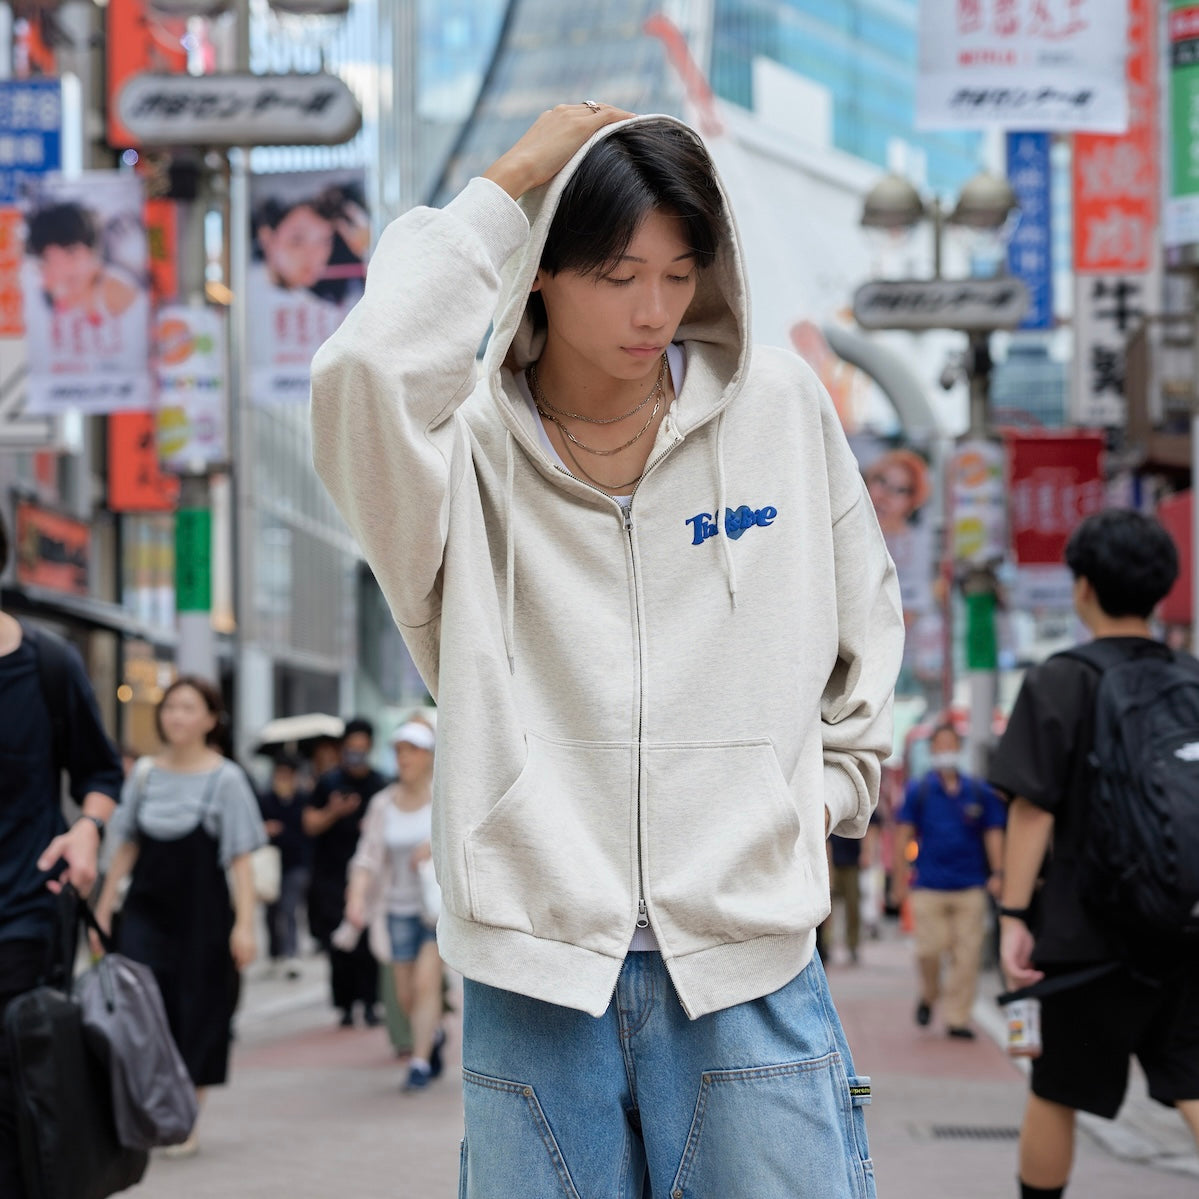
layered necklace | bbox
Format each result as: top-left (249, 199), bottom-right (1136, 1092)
top-left (529, 353), bottom-right (667, 492)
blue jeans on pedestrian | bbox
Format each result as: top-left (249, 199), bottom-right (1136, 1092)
top-left (459, 951), bottom-right (875, 1198)
top-left (266, 866), bottom-right (309, 961)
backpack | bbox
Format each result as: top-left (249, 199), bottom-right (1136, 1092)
top-left (1062, 639), bottom-right (1199, 946)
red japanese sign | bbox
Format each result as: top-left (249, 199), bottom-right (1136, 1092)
top-left (1157, 490), bottom-right (1191, 626)
top-left (1073, 0), bottom-right (1157, 272)
top-left (0, 209), bottom-right (23, 336)
top-left (1006, 432), bottom-right (1106, 565)
top-left (108, 411), bottom-right (180, 513)
top-left (106, 0), bottom-right (188, 149)
top-left (14, 500), bottom-right (89, 595)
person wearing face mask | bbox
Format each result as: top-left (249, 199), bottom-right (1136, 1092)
top-left (892, 722), bottom-right (1006, 1039)
top-left (302, 717), bottom-right (388, 1027)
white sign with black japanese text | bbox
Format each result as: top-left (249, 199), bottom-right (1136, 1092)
top-left (1072, 274), bottom-right (1150, 426)
top-left (917, 0), bottom-right (1130, 132)
top-left (116, 73), bottom-right (362, 147)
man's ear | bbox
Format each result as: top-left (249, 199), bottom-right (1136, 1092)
top-left (530, 269), bottom-right (544, 293)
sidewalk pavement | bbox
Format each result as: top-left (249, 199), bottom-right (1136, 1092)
top-left (126, 931), bottom-right (1199, 1198)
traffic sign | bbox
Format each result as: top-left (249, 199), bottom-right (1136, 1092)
top-left (852, 277), bottom-right (1031, 331)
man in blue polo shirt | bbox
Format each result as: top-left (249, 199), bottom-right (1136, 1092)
top-left (893, 722), bottom-right (1006, 1039)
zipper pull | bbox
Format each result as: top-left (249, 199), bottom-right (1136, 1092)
top-left (636, 899), bottom-right (649, 928)
top-left (623, 506), bottom-right (633, 532)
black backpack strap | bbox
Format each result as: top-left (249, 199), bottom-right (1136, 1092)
top-left (19, 619), bottom-right (73, 779)
top-left (996, 960), bottom-right (1121, 1006)
top-left (1057, 638), bottom-right (1172, 676)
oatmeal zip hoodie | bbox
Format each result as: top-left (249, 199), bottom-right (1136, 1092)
top-left (311, 115), bottom-right (903, 1019)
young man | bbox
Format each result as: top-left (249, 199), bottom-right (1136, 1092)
top-left (892, 723), bottom-right (1005, 1038)
top-left (0, 511), bottom-right (124, 1198)
top-left (990, 510), bottom-right (1199, 1199)
top-left (303, 717), bottom-right (386, 1026)
top-left (312, 106), bottom-right (902, 1195)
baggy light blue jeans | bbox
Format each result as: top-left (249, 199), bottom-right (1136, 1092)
top-left (459, 951), bottom-right (875, 1198)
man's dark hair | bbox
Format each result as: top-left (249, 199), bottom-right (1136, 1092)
top-left (1064, 509), bottom-right (1179, 619)
top-left (929, 722), bottom-right (961, 747)
top-left (342, 716), bottom-right (374, 742)
top-left (26, 202), bottom-right (98, 256)
top-left (538, 120), bottom-right (724, 281)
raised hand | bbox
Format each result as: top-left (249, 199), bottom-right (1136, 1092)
top-left (483, 102), bottom-right (634, 200)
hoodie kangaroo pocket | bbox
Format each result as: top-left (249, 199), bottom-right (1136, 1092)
top-left (464, 734), bottom-right (635, 955)
top-left (644, 739), bottom-right (820, 952)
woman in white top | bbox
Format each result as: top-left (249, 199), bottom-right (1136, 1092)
top-left (345, 720), bottom-right (444, 1092)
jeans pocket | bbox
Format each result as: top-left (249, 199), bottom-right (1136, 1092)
top-left (670, 1052), bottom-right (873, 1199)
top-left (460, 1069), bottom-right (581, 1199)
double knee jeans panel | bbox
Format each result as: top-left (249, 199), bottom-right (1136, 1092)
top-left (459, 952), bottom-right (875, 1198)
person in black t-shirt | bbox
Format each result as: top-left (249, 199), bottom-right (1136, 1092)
top-left (258, 753), bottom-right (313, 977)
top-left (303, 717), bottom-right (388, 1026)
top-left (989, 510), bottom-right (1199, 1199)
top-left (0, 512), bottom-right (124, 1199)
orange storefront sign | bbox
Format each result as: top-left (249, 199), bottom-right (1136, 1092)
top-left (108, 411), bottom-right (180, 513)
top-left (0, 209), bottom-right (24, 336)
top-left (14, 500), bottom-right (89, 595)
top-left (1072, 0), bottom-right (1157, 273)
top-left (144, 197), bottom-right (179, 304)
top-left (106, 0), bottom-right (188, 149)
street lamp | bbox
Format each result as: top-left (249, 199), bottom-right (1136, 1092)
top-left (856, 170), bottom-right (1022, 774)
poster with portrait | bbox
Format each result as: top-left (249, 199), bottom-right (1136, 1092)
top-left (856, 440), bottom-right (941, 686)
top-left (248, 168), bottom-right (368, 405)
top-left (21, 171), bottom-right (151, 414)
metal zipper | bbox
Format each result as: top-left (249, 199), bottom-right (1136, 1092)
top-left (552, 438), bottom-right (681, 941)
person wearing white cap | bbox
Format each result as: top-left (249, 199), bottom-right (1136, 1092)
top-left (344, 719), bottom-right (444, 1091)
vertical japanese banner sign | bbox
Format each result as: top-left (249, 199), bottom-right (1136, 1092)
top-left (916, 0), bottom-right (1129, 132)
top-left (22, 172), bottom-right (151, 414)
top-left (248, 169), bottom-right (369, 404)
top-left (155, 305), bottom-right (228, 471)
top-left (1072, 0), bottom-right (1158, 427)
top-left (1007, 432), bottom-right (1106, 608)
top-left (1167, 0), bottom-right (1199, 248)
top-left (0, 80), bottom-right (61, 443)
top-left (1005, 132), bottom-right (1053, 329)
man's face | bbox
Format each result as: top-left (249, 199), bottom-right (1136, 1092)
top-left (533, 208), bottom-right (698, 385)
top-left (341, 731), bottom-right (372, 776)
top-left (259, 204), bottom-right (334, 291)
top-left (272, 764), bottom-right (297, 798)
top-left (37, 242), bottom-right (101, 309)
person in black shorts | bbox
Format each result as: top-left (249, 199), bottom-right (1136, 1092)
top-left (989, 509), bottom-right (1199, 1199)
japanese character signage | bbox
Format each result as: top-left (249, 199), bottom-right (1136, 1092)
top-left (155, 305), bottom-right (227, 471)
top-left (1072, 0), bottom-right (1158, 426)
top-left (248, 169), bottom-right (368, 404)
top-left (107, 0), bottom-right (189, 150)
top-left (0, 80), bottom-right (61, 205)
top-left (14, 500), bottom-right (89, 595)
top-left (1167, 0), bottom-right (1199, 248)
top-left (108, 410), bottom-right (180, 512)
top-left (852, 276), bottom-right (1029, 331)
top-left (117, 73), bottom-right (362, 147)
top-left (1006, 430), bottom-right (1105, 609)
top-left (916, 0), bottom-right (1129, 132)
top-left (1005, 131), bottom-right (1053, 329)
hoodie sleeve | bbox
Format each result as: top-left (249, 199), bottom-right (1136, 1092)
top-left (818, 395), bottom-right (904, 838)
top-left (310, 177), bottom-right (530, 628)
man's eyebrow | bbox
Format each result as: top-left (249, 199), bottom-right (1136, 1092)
top-left (617, 251), bottom-right (697, 263)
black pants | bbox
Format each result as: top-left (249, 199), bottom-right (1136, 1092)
top-left (329, 928), bottom-right (377, 1013)
top-left (0, 941), bottom-right (49, 1199)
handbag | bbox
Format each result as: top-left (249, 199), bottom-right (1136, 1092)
top-left (250, 843), bottom-right (283, 904)
top-left (75, 905), bottom-right (199, 1151)
top-left (3, 890), bottom-right (148, 1199)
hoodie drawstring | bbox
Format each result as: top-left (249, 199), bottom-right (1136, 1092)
top-left (504, 430), bottom-right (517, 673)
top-left (713, 412), bottom-right (739, 609)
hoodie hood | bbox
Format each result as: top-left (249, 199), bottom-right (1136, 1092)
top-left (482, 114), bottom-right (752, 460)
